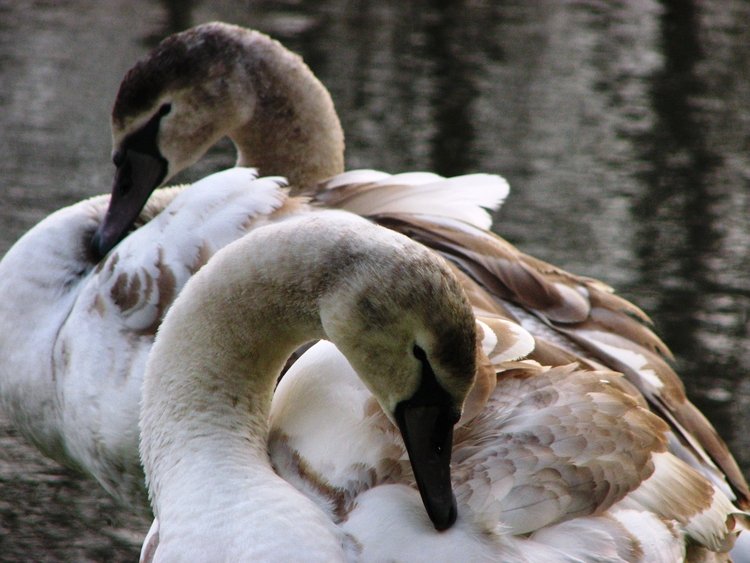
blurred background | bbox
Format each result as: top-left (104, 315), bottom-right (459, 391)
top-left (1, 0), bottom-right (748, 559)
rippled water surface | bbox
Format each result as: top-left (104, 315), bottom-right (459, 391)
top-left (1, 1), bottom-right (749, 559)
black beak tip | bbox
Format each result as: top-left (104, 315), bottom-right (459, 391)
top-left (431, 493), bottom-right (458, 531)
top-left (89, 225), bottom-right (111, 262)
top-left (395, 401), bottom-right (459, 532)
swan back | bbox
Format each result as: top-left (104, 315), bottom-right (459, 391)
top-left (310, 170), bottom-right (509, 231)
top-left (0, 194), bottom-right (109, 464)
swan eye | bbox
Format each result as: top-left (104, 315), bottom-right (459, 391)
top-left (158, 103), bottom-right (172, 117)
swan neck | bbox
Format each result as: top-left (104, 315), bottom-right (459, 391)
top-left (228, 35), bottom-right (345, 189)
top-left (139, 225), bottom-right (335, 518)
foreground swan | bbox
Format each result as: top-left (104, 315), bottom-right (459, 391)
top-left (138, 212), bottom-right (741, 561)
top-left (93, 21), bottom-right (749, 512)
top-left (139, 211), bottom-right (478, 559)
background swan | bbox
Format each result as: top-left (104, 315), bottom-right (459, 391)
top-left (138, 211), bottom-right (478, 560)
top-left (93, 20), bottom-right (749, 512)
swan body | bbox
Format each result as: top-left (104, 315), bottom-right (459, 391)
top-left (0, 167), bottom-right (301, 506)
top-left (94, 20), bottom-right (749, 516)
top-left (138, 211), bottom-right (478, 560)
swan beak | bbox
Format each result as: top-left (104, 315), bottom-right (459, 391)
top-left (395, 399), bottom-right (458, 531)
top-left (91, 150), bottom-right (167, 259)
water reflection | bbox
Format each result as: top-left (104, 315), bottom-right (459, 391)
top-left (423, 2), bottom-right (480, 175)
top-left (630, 0), bottom-right (750, 446)
top-left (633, 0), bottom-right (721, 373)
top-left (0, 1), bottom-right (748, 559)
top-left (143, 0), bottom-right (196, 47)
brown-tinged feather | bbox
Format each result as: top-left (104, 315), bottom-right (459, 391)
top-left (459, 335), bottom-right (497, 426)
top-left (360, 211), bottom-right (750, 509)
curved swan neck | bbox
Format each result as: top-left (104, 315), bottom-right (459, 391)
top-left (139, 211), bottom-right (476, 556)
top-left (228, 29), bottom-right (345, 188)
top-left (139, 213), bottom-right (397, 507)
top-left (140, 225), bottom-right (327, 512)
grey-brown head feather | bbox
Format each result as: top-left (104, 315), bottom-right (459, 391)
top-left (113, 23), bottom-right (247, 126)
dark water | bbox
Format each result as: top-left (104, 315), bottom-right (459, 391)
top-left (1, 1), bottom-right (748, 559)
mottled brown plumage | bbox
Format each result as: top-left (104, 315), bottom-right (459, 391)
top-left (349, 211), bottom-right (750, 509)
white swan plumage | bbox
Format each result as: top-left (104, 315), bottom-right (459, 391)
top-left (270, 339), bottom-right (741, 561)
top-left (0, 162), bottom-right (505, 510)
top-left (92, 20), bottom-right (748, 516)
top-left (0, 167), bottom-right (297, 506)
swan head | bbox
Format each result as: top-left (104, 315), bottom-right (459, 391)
top-left (92, 22), bottom-right (343, 259)
top-left (316, 225), bottom-right (478, 530)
